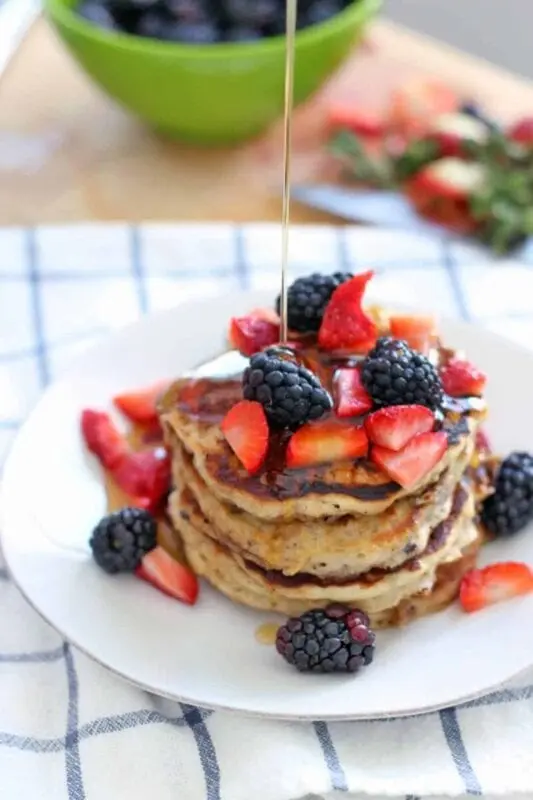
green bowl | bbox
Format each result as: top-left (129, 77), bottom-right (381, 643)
top-left (45, 0), bottom-right (382, 144)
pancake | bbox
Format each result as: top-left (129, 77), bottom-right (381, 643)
top-left (169, 485), bottom-right (480, 626)
top-left (170, 435), bottom-right (476, 577)
top-left (160, 351), bottom-right (486, 521)
top-left (160, 326), bottom-right (489, 628)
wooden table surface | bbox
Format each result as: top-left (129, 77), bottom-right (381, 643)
top-left (1, 16), bottom-right (533, 226)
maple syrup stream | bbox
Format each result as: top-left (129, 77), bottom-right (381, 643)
top-left (279, 0), bottom-right (297, 344)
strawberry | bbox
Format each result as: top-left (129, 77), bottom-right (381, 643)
top-left (441, 358), bottom-right (487, 397)
top-left (407, 157), bottom-right (487, 202)
top-left (81, 409), bottom-right (128, 470)
top-left (228, 313), bottom-right (280, 357)
top-left (507, 116), bottom-right (533, 146)
top-left (136, 546), bottom-right (199, 605)
top-left (388, 79), bottom-right (459, 138)
top-left (334, 368), bottom-right (373, 418)
top-left (318, 271), bottom-right (377, 351)
top-left (404, 158), bottom-right (486, 233)
top-left (371, 430), bottom-right (447, 488)
top-left (389, 314), bottom-right (435, 354)
top-left (460, 562), bottom-right (533, 613)
top-left (113, 448), bottom-right (171, 511)
top-left (221, 400), bottom-right (269, 474)
top-left (113, 380), bottom-right (170, 424)
top-left (328, 104), bottom-right (385, 137)
top-left (365, 405), bottom-right (435, 451)
top-left (429, 112), bottom-right (490, 157)
top-left (286, 421), bottom-right (368, 469)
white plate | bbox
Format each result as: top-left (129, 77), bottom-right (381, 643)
top-left (3, 291), bottom-right (533, 720)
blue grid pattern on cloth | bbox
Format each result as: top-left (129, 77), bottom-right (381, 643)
top-left (1, 222), bottom-right (533, 800)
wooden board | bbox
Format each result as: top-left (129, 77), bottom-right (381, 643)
top-left (0, 17), bottom-right (532, 225)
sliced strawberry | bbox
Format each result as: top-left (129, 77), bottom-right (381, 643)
top-left (460, 562), bottom-right (533, 613)
top-left (365, 405), bottom-right (435, 451)
top-left (404, 157), bottom-right (486, 233)
top-left (371, 430), bottom-right (447, 489)
top-left (286, 421), bottom-right (368, 469)
top-left (113, 380), bottom-right (170, 424)
top-left (81, 409), bottom-right (128, 470)
top-left (388, 79), bottom-right (459, 138)
top-left (429, 112), bottom-right (490, 157)
top-left (507, 116), bottom-right (533, 145)
top-left (328, 104), bottom-right (385, 137)
top-left (334, 368), bottom-right (373, 418)
top-left (113, 447), bottom-right (171, 511)
top-left (441, 357), bottom-right (487, 397)
top-left (221, 400), bottom-right (269, 474)
top-left (389, 314), bottom-right (435, 355)
top-left (228, 314), bottom-right (280, 357)
top-left (406, 157), bottom-right (487, 202)
top-left (318, 271), bottom-right (377, 351)
top-left (136, 546), bottom-right (199, 605)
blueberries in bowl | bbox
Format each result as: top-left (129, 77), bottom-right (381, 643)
top-left (77, 0), bottom-right (354, 43)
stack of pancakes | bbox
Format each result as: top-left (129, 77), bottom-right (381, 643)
top-left (160, 350), bottom-right (490, 628)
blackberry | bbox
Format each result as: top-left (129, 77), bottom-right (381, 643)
top-left (481, 452), bottom-right (533, 536)
top-left (242, 347), bottom-right (332, 429)
top-left (276, 605), bottom-right (375, 673)
top-left (90, 507), bottom-right (157, 574)
top-left (361, 337), bottom-right (443, 410)
top-left (276, 272), bottom-right (352, 333)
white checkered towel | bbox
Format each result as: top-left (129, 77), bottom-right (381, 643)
top-left (1, 222), bottom-right (533, 800)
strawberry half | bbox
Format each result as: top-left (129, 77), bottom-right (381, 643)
top-left (228, 313), bottom-right (280, 357)
top-left (81, 409), bottom-right (128, 470)
top-left (113, 448), bottom-right (171, 511)
top-left (334, 368), bottom-right (373, 418)
top-left (136, 546), bottom-right (199, 605)
top-left (113, 381), bottom-right (170, 424)
top-left (286, 421), bottom-right (368, 469)
top-left (430, 111), bottom-right (490, 157)
top-left (221, 400), bottom-right (269, 474)
top-left (507, 116), bottom-right (533, 146)
top-left (460, 562), bottom-right (533, 613)
top-left (328, 104), bottom-right (385, 137)
top-left (318, 271), bottom-right (377, 351)
top-left (389, 314), bottom-right (435, 355)
top-left (441, 358), bottom-right (487, 397)
top-left (371, 430), bottom-right (447, 489)
top-left (365, 405), bottom-right (435, 451)
top-left (407, 157), bottom-right (487, 202)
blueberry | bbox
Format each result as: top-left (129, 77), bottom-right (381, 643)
top-left (223, 0), bottom-right (280, 27)
top-left (168, 20), bottom-right (220, 41)
top-left (300, 0), bottom-right (342, 27)
top-left (78, 0), bottom-right (118, 29)
top-left (459, 101), bottom-right (498, 130)
top-left (167, 0), bottom-right (209, 23)
top-left (136, 9), bottom-right (170, 37)
top-left (109, 0), bottom-right (161, 8)
top-left (225, 25), bottom-right (262, 41)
